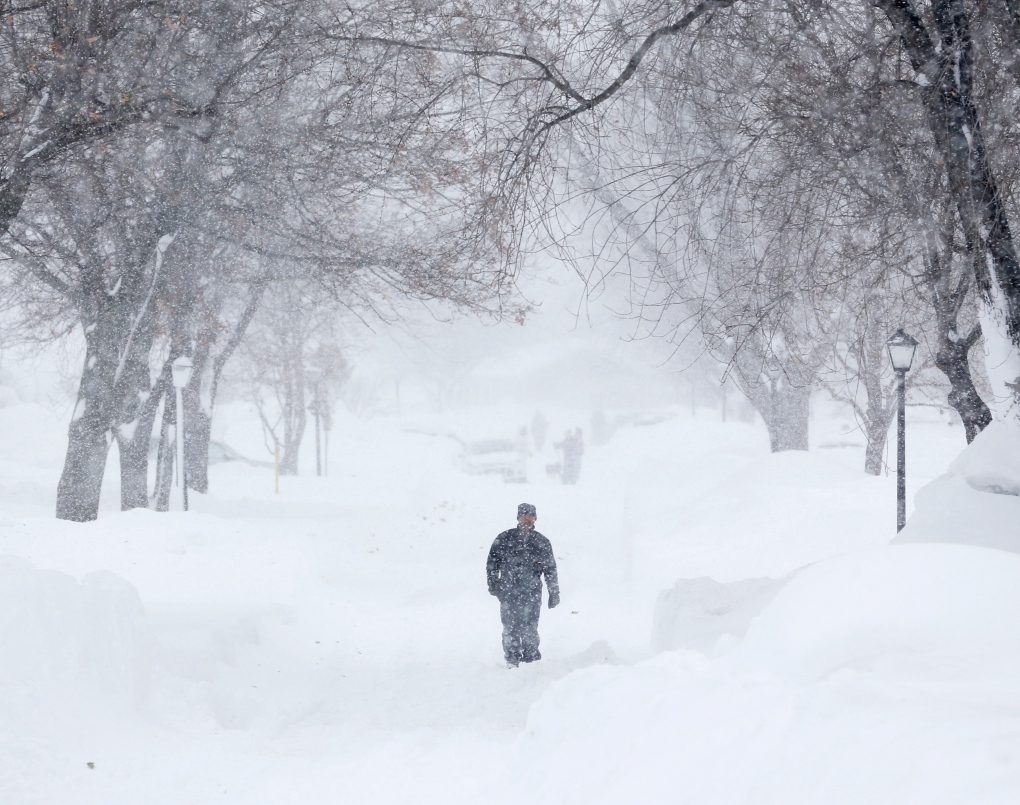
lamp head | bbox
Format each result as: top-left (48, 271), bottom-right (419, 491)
top-left (172, 356), bottom-right (194, 389)
top-left (886, 329), bottom-right (918, 372)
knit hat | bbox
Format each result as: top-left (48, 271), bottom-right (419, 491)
top-left (517, 502), bottom-right (537, 518)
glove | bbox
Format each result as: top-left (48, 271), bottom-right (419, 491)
top-left (549, 593), bottom-right (560, 609)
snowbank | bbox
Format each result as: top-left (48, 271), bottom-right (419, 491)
top-left (895, 421), bottom-right (1020, 553)
top-left (513, 545), bottom-right (1020, 804)
top-left (652, 574), bottom-right (791, 652)
top-left (0, 555), bottom-right (149, 707)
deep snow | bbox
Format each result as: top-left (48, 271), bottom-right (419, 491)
top-left (0, 365), bottom-right (1015, 803)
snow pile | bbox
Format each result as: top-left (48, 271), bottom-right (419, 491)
top-left (0, 553), bottom-right (150, 795)
top-left (0, 555), bottom-right (149, 707)
top-left (953, 421), bottom-right (1020, 496)
top-left (514, 544), bottom-right (1020, 804)
top-left (894, 421), bottom-right (1020, 553)
top-left (651, 574), bottom-right (792, 652)
top-left (636, 448), bottom-right (897, 587)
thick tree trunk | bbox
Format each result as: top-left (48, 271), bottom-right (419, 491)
top-left (864, 436), bottom-right (885, 476)
top-left (855, 332), bottom-right (896, 476)
top-left (153, 393), bottom-right (177, 512)
top-left (56, 234), bottom-right (174, 521)
top-left (56, 322), bottom-right (120, 521)
top-left (117, 429), bottom-right (150, 511)
top-left (768, 386), bottom-right (810, 452)
top-left (115, 355), bottom-right (170, 510)
top-left (185, 276), bottom-right (268, 494)
top-left (0, 162), bottom-right (35, 238)
top-left (280, 382), bottom-right (306, 476)
top-left (56, 404), bottom-right (112, 522)
top-left (935, 326), bottom-right (992, 442)
top-left (183, 389), bottom-right (210, 494)
top-left (740, 375), bottom-right (811, 453)
top-left (863, 396), bottom-right (895, 477)
top-left (928, 2), bottom-right (1020, 349)
top-left (734, 354), bottom-right (812, 454)
top-left (61, 335), bottom-right (159, 519)
top-left (279, 332), bottom-right (306, 476)
top-left (879, 0), bottom-right (1020, 412)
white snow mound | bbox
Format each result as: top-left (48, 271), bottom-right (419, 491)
top-left (0, 555), bottom-right (149, 707)
top-left (513, 544), bottom-right (1020, 804)
top-left (652, 574), bottom-right (791, 652)
top-left (894, 421), bottom-right (1020, 552)
top-left (741, 544), bottom-right (1020, 679)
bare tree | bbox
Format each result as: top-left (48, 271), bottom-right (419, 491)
top-left (1, 0), bottom-right (521, 520)
top-left (340, 1), bottom-right (1020, 424)
top-left (238, 282), bottom-right (314, 475)
top-left (0, 1), bottom-right (306, 235)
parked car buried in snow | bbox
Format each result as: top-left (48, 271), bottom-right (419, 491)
top-left (208, 440), bottom-right (273, 468)
top-left (460, 439), bottom-right (527, 483)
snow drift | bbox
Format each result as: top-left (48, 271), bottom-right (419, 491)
top-left (0, 555), bottom-right (149, 707)
top-left (894, 421), bottom-right (1020, 553)
top-left (514, 544), bottom-right (1020, 804)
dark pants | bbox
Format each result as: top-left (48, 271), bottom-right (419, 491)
top-left (500, 590), bottom-right (542, 664)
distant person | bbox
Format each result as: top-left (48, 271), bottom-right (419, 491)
top-left (531, 410), bottom-right (549, 452)
top-left (551, 430), bottom-right (569, 481)
top-left (559, 428), bottom-right (584, 484)
top-left (486, 503), bottom-right (560, 667)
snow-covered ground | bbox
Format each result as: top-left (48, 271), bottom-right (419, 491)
top-left (1, 365), bottom-right (1017, 802)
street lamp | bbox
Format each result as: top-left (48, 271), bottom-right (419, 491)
top-left (887, 329), bottom-right (918, 532)
top-left (172, 355), bottom-right (194, 512)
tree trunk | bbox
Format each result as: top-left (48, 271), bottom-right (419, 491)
top-left (56, 235), bottom-right (174, 521)
top-left (0, 160), bottom-right (36, 238)
top-left (183, 389), bottom-right (211, 494)
top-left (115, 357), bottom-right (170, 510)
top-left (186, 275), bottom-right (269, 494)
top-left (184, 330), bottom-right (216, 496)
top-left (56, 321), bottom-right (120, 521)
top-left (279, 330), bottom-right (306, 476)
top-left (864, 435), bottom-right (885, 476)
top-left (56, 398), bottom-right (112, 522)
top-left (768, 386), bottom-right (810, 452)
top-left (280, 367), bottom-right (306, 475)
top-left (863, 395), bottom-right (895, 477)
top-left (879, 0), bottom-right (1020, 412)
top-left (153, 394), bottom-right (176, 513)
top-left (117, 427), bottom-right (151, 511)
top-left (734, 357), bottom-right (812, 454)
top-left (935, 327), bottom-right (992, 442)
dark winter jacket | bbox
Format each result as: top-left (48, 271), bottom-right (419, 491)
top-left (487, 527), bottom-right (560, 606)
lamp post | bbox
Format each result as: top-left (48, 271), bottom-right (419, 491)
top-left (887, 329), bottom-right (918, 532)
top-left (171, 355), bottom-right (194, 512)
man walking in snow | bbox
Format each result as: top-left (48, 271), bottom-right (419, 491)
top-left (487, 503), bottom-right (560, 667)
